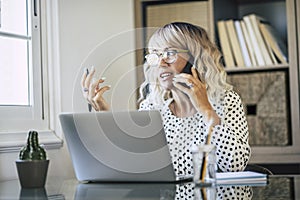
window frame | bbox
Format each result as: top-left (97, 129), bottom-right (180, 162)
top-left (0, 0), bottom-right (62, 152)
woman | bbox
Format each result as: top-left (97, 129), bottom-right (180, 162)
top-left (81, 22), bottom-right (251, 176)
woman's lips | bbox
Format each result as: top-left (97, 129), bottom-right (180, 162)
top-left (160, 72), bottom-right (173, 81)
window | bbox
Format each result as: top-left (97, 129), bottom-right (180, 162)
top-left (0, 0), bottom-right (47, 132)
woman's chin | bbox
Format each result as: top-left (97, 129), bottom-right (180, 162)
top-left (160, 82), bottom-right (175, 91)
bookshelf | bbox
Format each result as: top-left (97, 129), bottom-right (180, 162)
top-left (134, 0), bottom-right (300, 165)
top-left (213, 0), bottom-right (300, 165)
top-left (214, 1), bottom-right (288, 68)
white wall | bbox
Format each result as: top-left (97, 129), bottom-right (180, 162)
top-left (58, 0), bottom-right (136, 112)
top-left (0, 0), bottom-right (135, 181)
top-left (55, 0), bottom-right (136, 177)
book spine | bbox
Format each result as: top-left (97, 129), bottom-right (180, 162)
top-left (235, 20), bottom-right (252, 67)
top-left (259, 23), bottom-right (288, 64)
top-left (243, 15), bottom-right (265, 66)
top-left (241, 21), bottom-right (257, 66)
top-left (249, 14), bottom-right (273, 65)
top-left (217, 20), bottom-right (235, 68)
top-left (226, 19), bottom-right (245, 67)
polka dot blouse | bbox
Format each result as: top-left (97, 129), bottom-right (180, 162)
top-left (139, 90), bottom-right (251, 176)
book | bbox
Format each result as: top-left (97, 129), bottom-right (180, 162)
top-left (261, 26), bottom-right (278, 65)
top-left (248, 14), bottom-right (274, 65)
top-left (241, 20), bottom-right (257, 66)
top-left (216, 171), bottom-right (267, 186)
top-left (259, 22), bottom-right (288, 64)
top-left (217, 20), bottom-right (235, 68)
top-left (250, 16), bottom-right (277, 65)
top-left (243, 15), bottom-right (265, 66)
top-left (225, 19), bottom-right (245, 67)
top-left (234, 20), bottom-right (252, 67)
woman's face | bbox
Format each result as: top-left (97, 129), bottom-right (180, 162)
top-left (153, 48), bottom-right (190, 90)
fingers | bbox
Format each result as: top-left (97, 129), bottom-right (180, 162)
top-left (95, 85), bottom-right (111, 94)
top-left (173, 70), bottom-right (207, 98)
top-left (92, 84), bottom-right (111, 111)
top-left (81, 68), bottom-right (89, 97)
top-left (173, 74), bottom-right (195, 88)
top-left (84, 66), bottom-right (96, 88)
top-left (88, 78), bottom-right (111, 111)
top-left (87, 78), bottom-right (106, 101)
top-left (175, 66), bottom-right (205, 88)
top-left (81, 66), bottom-right (96, 97)
top-left (191, 66), bottom-right (199, 79)
top-left (86, 79), bottom-right (97, 109)
top-left (81, 66), bottom-right (112, 111)
top-left (81, 68), bottom-right (88, 89)
top-left (88, 78), bottom-right (99, 98)
top-left (173, 82), bottom-right (191, 94)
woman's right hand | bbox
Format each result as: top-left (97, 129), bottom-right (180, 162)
top-left (81, 67), bottom-right (111, 111)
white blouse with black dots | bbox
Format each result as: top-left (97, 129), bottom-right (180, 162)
top-left (171, 183), bottom-right (253, 200)
top-left (139, 90), bottom-right (251, 176)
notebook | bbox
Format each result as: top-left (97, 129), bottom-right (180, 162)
top-left (216, 171), bottom-right (268, 186)
top-left (59, 110), bottom-right (192, 182)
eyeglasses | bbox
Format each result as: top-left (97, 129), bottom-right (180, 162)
top-left (145, 49), bottom-right (189, 66)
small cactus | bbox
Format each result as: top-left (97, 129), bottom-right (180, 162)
top-left (19, 130), bottom-right (47, 160)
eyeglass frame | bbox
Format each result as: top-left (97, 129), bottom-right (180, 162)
top-left (145, 49), bottom-right (189, 66)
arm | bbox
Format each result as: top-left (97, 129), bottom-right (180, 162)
top-left (210, 91), bottom-right (251, 172)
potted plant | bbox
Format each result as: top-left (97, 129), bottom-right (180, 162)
top-left (16, 130), bottom-right (50, 188)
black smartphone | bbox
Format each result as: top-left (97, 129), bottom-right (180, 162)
top-left (181, 58), bottom-right (194, 74)
top-left (177, 58), bottom-right (194, 88)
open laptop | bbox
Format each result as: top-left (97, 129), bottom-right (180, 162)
top-left (59, 110), bottom-right (192, 183)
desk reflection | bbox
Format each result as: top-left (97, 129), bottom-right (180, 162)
top-left (19, 188), bottom-right (48, 200)
top-left (1, 176), bottom-right (297, 199)
top-left (75, 182), bottom-right (253, 200)
top-left (177, 183), bottom-right (252, 200)
top-left (75, 183), bottom-right (176, 199)
top-left (194, 184), bottom-right (252, 200)
top-left (19, 188), bottom-right (65, 200)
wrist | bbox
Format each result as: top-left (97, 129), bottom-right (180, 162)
top-left (203, 109), bottom-right (221, 127)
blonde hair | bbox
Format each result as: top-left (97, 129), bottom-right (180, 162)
top-left (139, 22), bottom-right (232, 105)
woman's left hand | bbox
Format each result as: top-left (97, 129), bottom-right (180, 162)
top-left (173, 67), bottom-right (220, 126)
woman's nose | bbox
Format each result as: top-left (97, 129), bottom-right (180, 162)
top-left (159, 58), bottom-right (169, 68)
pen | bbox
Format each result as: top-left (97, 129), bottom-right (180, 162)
top-left (86, 68), bottom-right (92, 112)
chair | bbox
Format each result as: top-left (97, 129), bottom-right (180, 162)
top-left (245, 164), bottom-right (273, 175)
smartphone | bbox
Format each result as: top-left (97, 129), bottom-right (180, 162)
top-left (176, 58), bottom-right (194, 88)
top-left (181, 58), bottom-right (194, 75)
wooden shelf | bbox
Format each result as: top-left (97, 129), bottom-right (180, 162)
top-left (225, 64), bottom-right (289, 73)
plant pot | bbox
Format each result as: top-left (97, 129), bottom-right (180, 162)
top-left (16, 160), bottom-right (49, 188)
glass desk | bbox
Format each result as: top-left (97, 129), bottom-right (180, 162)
top-left (0, 175), bottom-right (299, 200)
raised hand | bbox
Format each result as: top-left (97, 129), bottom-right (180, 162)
top-left (173, 67), bottom-right (220, 126)
top-left (81, 67), bottom-right (110, 111)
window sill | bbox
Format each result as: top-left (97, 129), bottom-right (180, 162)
top-left (0, 130), bottom-right (63, 153)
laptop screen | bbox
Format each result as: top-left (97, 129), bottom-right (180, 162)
top-left (59, 110), bottom-right (179, 182)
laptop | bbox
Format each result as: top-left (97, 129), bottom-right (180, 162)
top-left (59, 110), bottom-right (192, 182)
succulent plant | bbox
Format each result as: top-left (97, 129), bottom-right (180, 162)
top-left (19, 130), bottom-right (47, 160)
